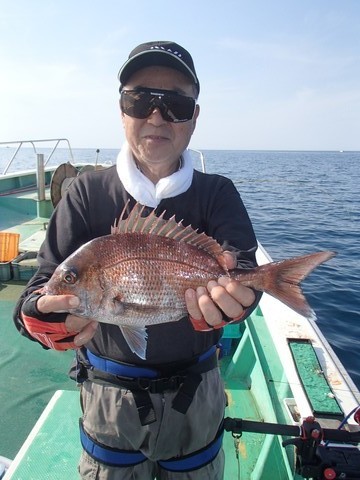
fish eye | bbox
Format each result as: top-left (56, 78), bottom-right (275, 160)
top-left (62, 269), bottom-right (78, 284)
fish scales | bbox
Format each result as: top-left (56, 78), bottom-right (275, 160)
top-left (54, 231), bottom-right (227, 327)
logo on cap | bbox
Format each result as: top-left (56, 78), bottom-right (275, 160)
top-left (150, 45), bottom-right (183, 58)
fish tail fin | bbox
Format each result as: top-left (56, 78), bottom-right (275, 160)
top-left (241, 251), bottom-right (336, 318)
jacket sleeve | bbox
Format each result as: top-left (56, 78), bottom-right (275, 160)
top-left (200, 173), bottom-right (263, 320)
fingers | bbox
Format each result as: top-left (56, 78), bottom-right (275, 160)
top-left (196, 286), bottom-right (223, 324)
top-left (185, 286), bottom-right (223, 328)
top-left (71, 319), bottom-right (99, 347)
top-left (65, 314), bottom-right (95, 332)
top-left (185, 277), bottom-right (256, 328)
top-left (185, 288), bottom-right (203, 320)
top-left (207, 280), bottom-right (244, 319)
top-left (221, 252), bottom-right (255, 307)
top-left (65, 315), bottom-right (98, 347)
top-left (217, 277), bottom-right (255, 307)
top-left (65, 315), bottom-right (99, 347)
top-left (37, 294), bottom-right (80, 314)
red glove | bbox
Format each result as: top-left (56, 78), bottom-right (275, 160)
top-left (21, 292), bottom-right (78, 350)
top-left (189, 312), bottom-right (245, 332)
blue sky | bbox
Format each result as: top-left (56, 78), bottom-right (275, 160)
top-left (0, 0), bottom-right (359, 150)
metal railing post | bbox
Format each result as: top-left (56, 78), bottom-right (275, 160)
top-left (37, 153), bottom-right (45, 201)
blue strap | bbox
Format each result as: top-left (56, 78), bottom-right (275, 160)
top-left (158, 430), bottom-right (224, 472)
top-left (86, 349), bottom-right (158, 378)
top-left (86, 345), bottom-right (217, 379)
top-left (80, 422), bottom-right (146, 467)
top-left (198, 345), bottom-right (217, 362)
top-left (80, 420), bottom-right (223, 471)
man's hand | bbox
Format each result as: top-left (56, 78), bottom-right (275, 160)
top-left (36, 295), bottom-right (98, 347)
top-left (185, 251), bottom-right (255, 329)
top-left (22, 293), bottom-right (98, 350)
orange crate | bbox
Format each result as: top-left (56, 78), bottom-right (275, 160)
top-left (0, 232), bottom-right (20, 262)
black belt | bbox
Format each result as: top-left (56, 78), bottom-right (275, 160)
top-left (74, 347), bottom-right (218, 426)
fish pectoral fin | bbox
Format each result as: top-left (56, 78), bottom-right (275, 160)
top-left (120, 325), bottom-right (148, 360)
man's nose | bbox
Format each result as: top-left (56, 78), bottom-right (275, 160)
top-left (147, 107), bottom-right (167, 125)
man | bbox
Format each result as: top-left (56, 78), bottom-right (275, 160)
top-left (14, 41), bottom-right (261, 479)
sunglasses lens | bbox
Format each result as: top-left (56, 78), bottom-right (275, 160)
top-left (163, 95), bottom-right (195, 122)
top-left (120, 89), bottom-right (196, 123)
top-left (120, 90), bottom-right (152, 119)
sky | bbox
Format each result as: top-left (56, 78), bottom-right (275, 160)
top-left (0, 0), bottom-right (359, 151)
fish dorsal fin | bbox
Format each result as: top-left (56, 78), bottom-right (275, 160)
top-left (112, 201), bottom-right (227, 268)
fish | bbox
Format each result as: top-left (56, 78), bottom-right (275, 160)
top-left (44, 202), bottom-right (335, 359)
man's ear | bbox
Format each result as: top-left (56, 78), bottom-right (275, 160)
top-left (191, 104), bottom-right (200, 132)
top-left (119, 100), bottom-right (126, 124)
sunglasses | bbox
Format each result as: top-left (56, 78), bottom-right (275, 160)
top-left (120, 88), bottom-right (196, 123)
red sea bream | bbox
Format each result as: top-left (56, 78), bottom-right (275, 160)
top-left (44, 203), bottom-right (335, 359)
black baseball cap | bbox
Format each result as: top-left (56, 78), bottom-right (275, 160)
top-left (118, 41), bottom-right (200, 94)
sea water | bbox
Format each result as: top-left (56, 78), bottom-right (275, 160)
top-left (204, 149), bottom-right (359, 389)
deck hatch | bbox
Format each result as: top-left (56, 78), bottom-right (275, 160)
top-left (288, 339), bottom-right (343, 418)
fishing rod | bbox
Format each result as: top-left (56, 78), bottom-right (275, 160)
top-left (224, 415), bottom-right (360, 479)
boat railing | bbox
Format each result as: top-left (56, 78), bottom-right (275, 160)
top-left (0, 141), bottom-right (205, 202)
top-left (0, 138), bottom-right (75, 176)
top-left (191, 149), bottom-right (206, 173)
top-left (1, 141), bottom-right (205, 176)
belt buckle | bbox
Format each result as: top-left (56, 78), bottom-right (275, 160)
top-left (167, 375), bottom-right (182, 390)
top-left (137, 377), bottom-right (151, 391)
top-left (137, 375), bottom-right (185, 393)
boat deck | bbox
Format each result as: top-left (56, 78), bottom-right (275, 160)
top-left (0, 187), bottom-right (51, 235)
top-left (3, 390), bottom-right (81, 480)
top-left (4, 384), bottom-right (294, 480)
top-left (2, 306), bottom-right (298, 480)
top-left (0, 280), bottom-right (77, 463)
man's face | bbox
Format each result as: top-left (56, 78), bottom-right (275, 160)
top-left (120, 66), bottom-right (199, 177)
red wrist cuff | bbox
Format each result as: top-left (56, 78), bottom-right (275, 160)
top-left (189, 312), bottom-right (246, 332)
top-left (189, 316), bottom-right (213, 332)
top-left (22, 313), bottom-right (77, 351)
